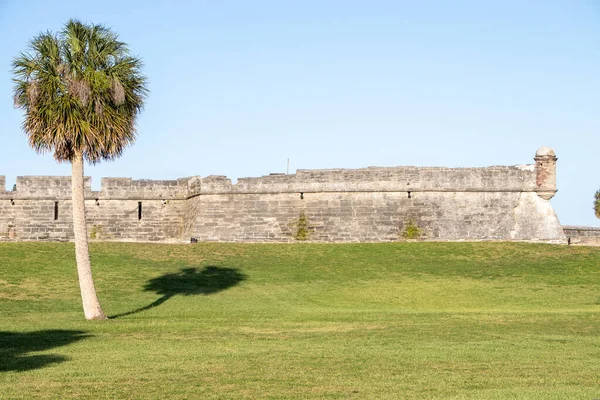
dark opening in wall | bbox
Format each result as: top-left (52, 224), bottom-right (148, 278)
top-left (300, 192), bottom-right (304, 200)
top-left (54, 201), bottom-right (59, 220)
top-left (138, 202), bottom-right (142, 220)
top-left (408, 191), bottom-right (412, 199)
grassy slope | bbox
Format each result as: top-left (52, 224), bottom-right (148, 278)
top-left (0, 242), bottom-right (599, 399)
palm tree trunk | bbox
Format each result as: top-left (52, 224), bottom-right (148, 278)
top-left (72, 152), bottom-right (106, 320)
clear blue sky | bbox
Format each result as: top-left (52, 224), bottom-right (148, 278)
top-left (1, 0), bottom-right (598, 226)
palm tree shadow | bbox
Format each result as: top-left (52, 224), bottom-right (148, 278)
top-left (0, 330), bottom-right (90, 373)
top-left (110, 266), bottom-right (246, 319)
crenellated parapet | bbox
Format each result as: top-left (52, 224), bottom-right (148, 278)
top-left (0, 176), bottom-right (199, 200)
top-left (97, 177), bottom-right (196, 200)
top-left (195, 165), bottom-right (538, 195)
top-left (1, 148), bottom-right (552, 199)
top-left (0, 176), bottom-right (91, 199)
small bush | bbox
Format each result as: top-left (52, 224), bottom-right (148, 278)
top-left (402, 219), bottom-right (423, 240)
top-left (90, 224), bottom-right (103, 239)
top-left (295, 212), bottom-right (309, 241)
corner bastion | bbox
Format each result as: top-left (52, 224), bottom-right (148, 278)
top-left (0, 147), bottom-right (566, 243)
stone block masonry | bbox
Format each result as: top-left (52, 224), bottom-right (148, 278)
top-left (0, 147), bottom-right (567, 243)
top-left (563, 226), bottom-right (600, 246)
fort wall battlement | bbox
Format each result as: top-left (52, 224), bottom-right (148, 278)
top-left (0, 147), bottom-right (567, 243)
top-left (0, 165), bottom-right (540, 198)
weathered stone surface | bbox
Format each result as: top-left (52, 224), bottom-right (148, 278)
top-left (534, 146), bottom-right (558, 201)
top-left (563, 226), bottom-right (600, 246)
top-left (0, 148), bottom-right (567, 243)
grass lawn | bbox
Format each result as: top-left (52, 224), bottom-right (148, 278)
top-left (1, 242), bottom-right (599, 399)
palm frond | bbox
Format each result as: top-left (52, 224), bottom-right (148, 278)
top-left (11, 19), bottom-right (148, 164)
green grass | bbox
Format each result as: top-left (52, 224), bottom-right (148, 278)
top-left (1, 242), bottom-right (599, 399)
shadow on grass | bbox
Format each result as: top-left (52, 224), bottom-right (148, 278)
top-left (0, 330), bottom-right (90, 372)
top-left (110, 266), bottom-right (246, 319)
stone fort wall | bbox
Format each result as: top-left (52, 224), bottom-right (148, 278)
top-left (0, 148), bottom-right (567, 243)
top-left (563, 226), bottom-right (600, 246)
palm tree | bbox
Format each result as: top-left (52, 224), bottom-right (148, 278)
top-left (12, 20), bottom-right (148, 320)
top-left (595, 190), bottom-right (600, 219)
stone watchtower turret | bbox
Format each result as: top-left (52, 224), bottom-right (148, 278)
top-left (534, 146), bottom-right (557, 200)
